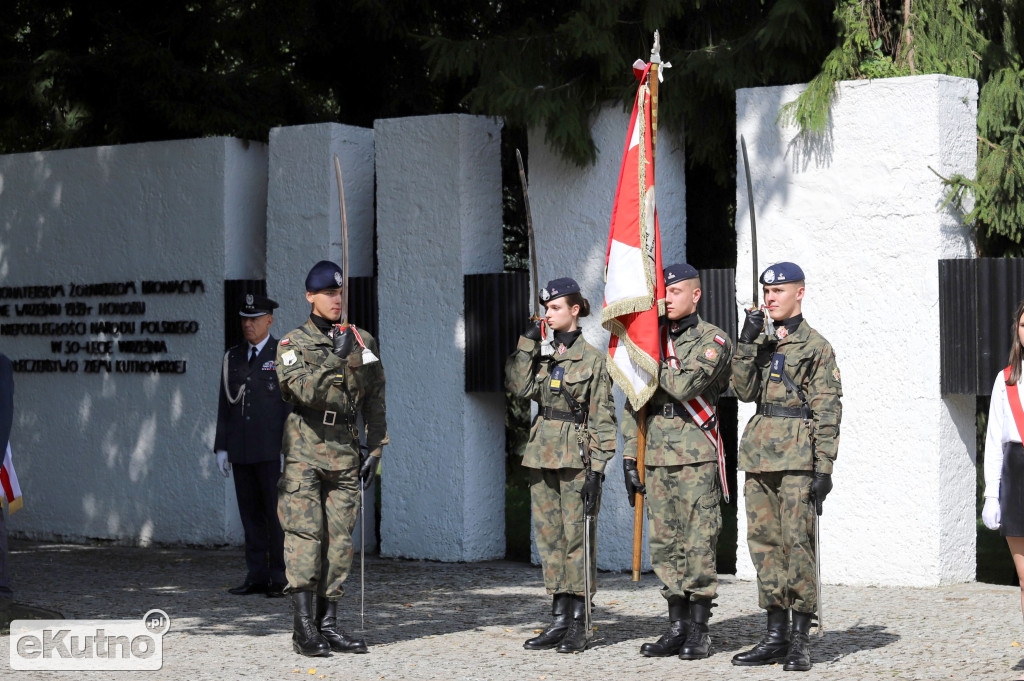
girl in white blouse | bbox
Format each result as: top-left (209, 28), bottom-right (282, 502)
top-left (983, 299), bottom-right (1024, 623)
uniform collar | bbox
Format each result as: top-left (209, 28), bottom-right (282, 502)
top-left (775, 317), bottom-right (809, 344)
top-left (551, 332), bottom-right (586, 361)
top-left (301, 318), bottom-right (332, 346)
top-left (667, 312), bottom-right (698, 339)
top-left (248, 334), bottom-right (271, 356)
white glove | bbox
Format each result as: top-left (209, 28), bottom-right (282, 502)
top-left (982, 497), bottom-right (1001, 530)
top-left (216, 450), bottom-right (231, 478)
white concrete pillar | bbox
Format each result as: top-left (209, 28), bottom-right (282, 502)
top-left (735, 75), bottom-right (978, 586)
top-left (0, 138), bottom-right (267, 545)
top-left (265, 122), bottom-right (377, 550)
top-left (528, 105), bottom-right (688, 571)
top-left (375, 114), bottom-right (505, 561)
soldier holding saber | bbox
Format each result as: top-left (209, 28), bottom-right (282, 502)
top-left (505, 278), bottom-right (617, 654)
top-left (730, 262), bottom-right (842, 672)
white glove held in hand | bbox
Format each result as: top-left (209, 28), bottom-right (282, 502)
top-left (216, 450), bottom-right (231, 478)
top-left (982, 497), bottom-right (1001, 530)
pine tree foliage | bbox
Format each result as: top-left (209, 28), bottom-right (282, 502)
top-left (423, 0), bottom-right (836, 179)
top-left (781, 0), bottom-right (1024, 255)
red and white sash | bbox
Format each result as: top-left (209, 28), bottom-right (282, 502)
top-left (662, 326), bottom-right (731, 503)
top-left (1004, 366), bottom-right (1024, 438)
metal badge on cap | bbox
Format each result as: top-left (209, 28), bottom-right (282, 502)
top-left (334, 271), bottom-right (343, 287)
top-left (763, 269), bottom-right (776, 284)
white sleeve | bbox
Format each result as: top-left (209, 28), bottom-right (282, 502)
top-left (984, 373), bottom-right (1007, 500)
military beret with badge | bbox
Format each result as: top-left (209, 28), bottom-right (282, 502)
top-left (759, 262), bottom-right (805, 285)
top-left (663, 263), bottom-right (699, 287)
top-left (539, 277), bottom-right (580, 305)
top-left (305, 260), bottom-right (345, 292)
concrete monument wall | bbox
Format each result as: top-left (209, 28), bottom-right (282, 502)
top-left (0, 138), bottom-right (268, 545)
top-left (734, 75), bottom-right (978, 586)
top-left (528, 105), bottom-right (688, 570)
top-left (375, 114), bottom-right (506, 562)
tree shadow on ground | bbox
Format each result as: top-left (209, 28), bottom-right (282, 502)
top-left (7, 538), bottom-right (900, 664)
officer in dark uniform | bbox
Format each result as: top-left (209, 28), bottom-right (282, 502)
top-left (215, 293), bottom-right (292, 597)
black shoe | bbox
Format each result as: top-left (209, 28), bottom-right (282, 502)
top-left (732, 608), bottom-right (790, 666)
top-left (228, 581), bottom-right (269, 595)
top-left (291, 592), bottom-right (330, 657)
top-left (266, 583), bottom-right (286, 598)
top-left (783, 611), bottom-right (813, 671)
top-left (524, 594), bottom-right (571, 650)
top-left (640, 596), bottom-right (689, 657)
top-left (678, 598), bottom-right (712, 660)
top-left (319, 599), bottom-right (368, 654)
top-left (555, 595), bottom-right (590, 653)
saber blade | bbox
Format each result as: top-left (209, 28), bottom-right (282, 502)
top-left (515, 148), bottom-right (540, 318)
top-left (739, 136), bottom-right (758, 308)
top-left (360, 483), bottom-right (365, 631)
top-left (333, 155), bottom-right (350, 325)
top-left (815, 510), bottom-right (823, 637)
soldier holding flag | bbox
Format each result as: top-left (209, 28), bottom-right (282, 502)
top-left (505, 278), bottom-right (617, 654)
top-left (622, 263), bottom-right (732, 660)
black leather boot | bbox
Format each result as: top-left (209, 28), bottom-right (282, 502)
top-left (555, 595), bottom-right (590, 653)
top-left (783, 610), bottom-right (813, 671)
top-left (640, 596), bottom-right (689, 657)
top-left (731, 608), bottom-right (790, 666)
top-left (678, 598), bottom-right (713, 660)
top-left (524, 594), bottom-right (571, 650)
top-left (291, 592), bottom-right (330, 657)
top-left (319, 599), bottom-right (368, 654)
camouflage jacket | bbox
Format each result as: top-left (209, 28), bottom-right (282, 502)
top-left (622, 317), bottom-right (733, 466)
top-left (276, 319), bottom-right (389, 470)
top-left (731, 319), bottom-right (842, 474)
top-left (505, 334), bottom-right (617, 473)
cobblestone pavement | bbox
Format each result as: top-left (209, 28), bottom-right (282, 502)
top-left (1, 538), bottom-right (1022, 680)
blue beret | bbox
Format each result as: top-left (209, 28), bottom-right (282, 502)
top-left (760, 262), bottom-right (805, 285)
top-left (305, 260), bottom-right (344, 292)
top-left (540, 277), bottom-right (580, 304)
top-left (238, 293), bottom-right (279, 317)
top-left (664, 263), bottom-right (699, 286)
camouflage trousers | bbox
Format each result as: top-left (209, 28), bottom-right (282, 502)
top-left (528, 467), bottom-right (597, 595)
top-left (277, 458), bottom-right (360, 601)
top-left (646, 462), bottom-right (721, 601)
top-left (743, 471), bottom-right (817, 613)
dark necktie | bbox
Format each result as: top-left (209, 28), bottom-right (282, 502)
top-left (249, 346), bottom-right (257, 366)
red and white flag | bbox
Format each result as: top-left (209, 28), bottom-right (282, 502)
top-left (601, 60), bottom-right (666, 410)
top-left (1, 441), bottom-right (22, 513)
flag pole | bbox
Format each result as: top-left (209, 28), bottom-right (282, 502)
top-left (631, 31), bottom-right (662, 582)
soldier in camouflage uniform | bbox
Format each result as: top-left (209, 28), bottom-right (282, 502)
top-left (730, 262), bottom-right (842, 672)
top-left (276, 260), bottom-right (388, 657)
top-left (505, 277), bottom-right (617, 654)
top-left (621, 264), bottom-right (732, 661)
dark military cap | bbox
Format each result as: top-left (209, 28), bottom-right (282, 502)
top-left (664, 263), bottom-right (699, 286)
top-left (540, 277), bottom-right (580, 304)
top-left (760, 262), bottom-right (805, 285)
top-left (305, 260), bottom-right (344, 292)
top-left (239, 293), bottom-right (279, 317)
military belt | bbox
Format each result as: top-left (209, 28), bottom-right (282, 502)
top-left (757, 403), bottom-right (808, 419)
top-left (541, 406), bottom-right (576, 422)
top-left (658, 402), bottom-right (688, 418)
top-left (296, 405), bottom-right (354, 427)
